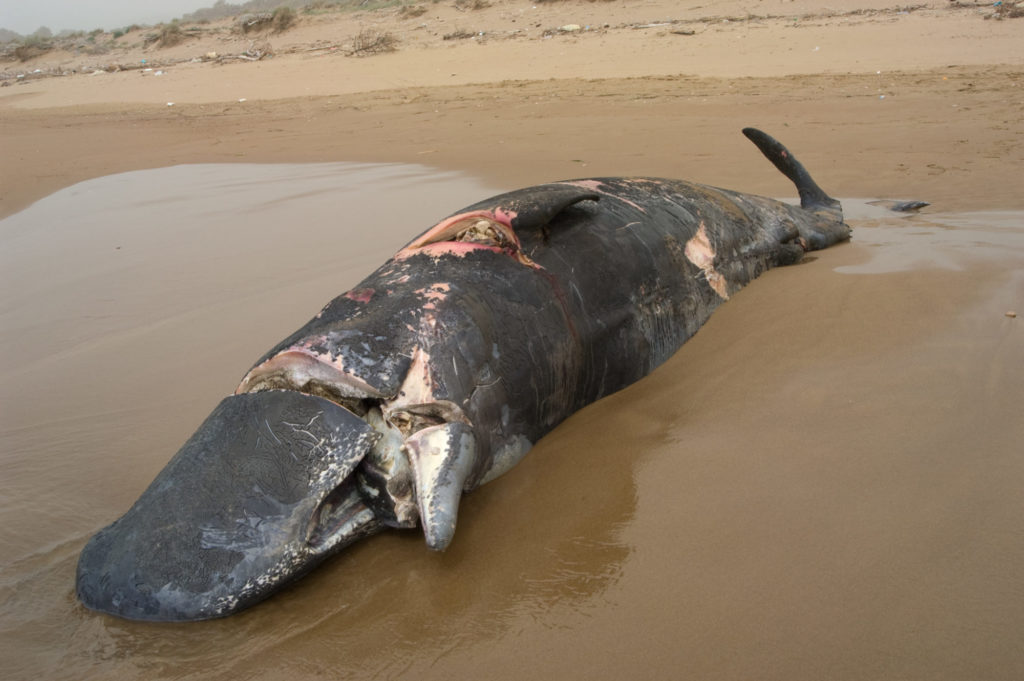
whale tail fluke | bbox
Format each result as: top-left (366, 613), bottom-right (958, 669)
top-left (742, 127), bottom-right (842, 219)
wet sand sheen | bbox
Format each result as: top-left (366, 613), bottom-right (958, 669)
top-left (1, 165), bottom-right (1023, 680)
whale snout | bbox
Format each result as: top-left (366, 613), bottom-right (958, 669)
top-left (75, 391), bottom-right (382, 621)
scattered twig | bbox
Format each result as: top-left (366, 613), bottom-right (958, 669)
top-left (444, 30), bottom-right (475, 41)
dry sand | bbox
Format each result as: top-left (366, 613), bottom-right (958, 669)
top-left (1, 1), bottom-right (1023, 680)
top-left (2, 0), bottom-right (1023, 217)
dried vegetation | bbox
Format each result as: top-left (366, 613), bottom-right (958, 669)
top-left (347, 29), bottom-right (399, 56)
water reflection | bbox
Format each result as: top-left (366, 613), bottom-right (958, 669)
top-left (1, 171), bottom-right (1022, 680)
top-left (837, 201), bottom-right (1024, 274)
top-left (0, 164), bottom-right (635, 680)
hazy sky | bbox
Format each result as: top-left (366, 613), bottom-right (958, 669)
top-left (1, 1), bottom-right (215, 34)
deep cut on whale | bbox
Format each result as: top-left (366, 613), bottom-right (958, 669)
top-left (76, 128), bottom-right (851, 621)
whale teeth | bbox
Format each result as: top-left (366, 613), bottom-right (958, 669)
top-left (402, 422), bottom-right (476, 551)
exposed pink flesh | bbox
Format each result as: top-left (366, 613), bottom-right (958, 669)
top-left (345, 288), bottom-right (375, 303)
top-left (403, 209), bottom-right (517, 249)
top-left (395, 209), bottom-right (526, 263)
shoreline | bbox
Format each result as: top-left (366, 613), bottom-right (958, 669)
top-left (3, 65), bottom-right (1023, 221)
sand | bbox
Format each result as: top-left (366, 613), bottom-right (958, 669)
top-left (1, 1), bottom-right (1023, 679)
top-left (2, 0), bottom-right (1023, 218)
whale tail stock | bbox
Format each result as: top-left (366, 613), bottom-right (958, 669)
top-left (741, 127), bottom-right (843, 220)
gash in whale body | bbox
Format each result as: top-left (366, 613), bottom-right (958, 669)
top-left (76, 129), bottom-right (851, 621)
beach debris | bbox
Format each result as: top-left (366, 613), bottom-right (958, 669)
top-left (454, 0), bottom-right (491, 11)
top-left (1007, 311), bottom-right (1018, 318)
top-left (867, 199), bottom-right (931, 212)
top-left (229, 40), bottom-right (273, 61)
top-left (443, 30), bottom-right (475, 41)
top-left (543, 24), bottom-right (590, 37)
top-left (988, 0), bottom-right (1024, 18)
top-left (889, 200), bottom-right (930, 212)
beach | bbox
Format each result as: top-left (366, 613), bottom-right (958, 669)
top-left (1, 2), bottom-right (1023, 679)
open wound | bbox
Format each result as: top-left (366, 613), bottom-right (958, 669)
top-left (398, 210), bottom-right (537, 267)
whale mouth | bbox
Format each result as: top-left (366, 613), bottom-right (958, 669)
top-left (305, 477), bottom-right (378, 550)
top-left (237, 349), bottom-right (385, 411)
top-left (78, 338), bottom-right (474, 621)
top-left (240, 349), bottom-right (449, 533)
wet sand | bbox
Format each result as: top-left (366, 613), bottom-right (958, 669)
top-left (1, 1), bottom-right (1023, 679)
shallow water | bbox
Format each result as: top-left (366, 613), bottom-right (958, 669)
top-left (1, 165), bottom-right (1022, 680)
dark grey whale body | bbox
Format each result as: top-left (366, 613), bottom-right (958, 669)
top-left (76, 129), bottom-right (851, 621)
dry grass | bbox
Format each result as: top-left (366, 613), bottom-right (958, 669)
top-left (347, 29), bottom-right (399, 56)
top-left (12, 36), bottom-right (53, 61)
top-left (238, 7), bottom-right (298, 34)
top-left (238, 13), bottom-right (274, 33)
top-left (272, 7), bottom-right (298, 32)
top-left (399, 4), bottom-right (429, 18)
top-left (153, 22), bottom-right (186, 48)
